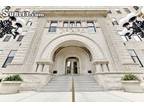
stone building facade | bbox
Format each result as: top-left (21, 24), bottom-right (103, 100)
top-left (0, 6), bottom-right (144, 90)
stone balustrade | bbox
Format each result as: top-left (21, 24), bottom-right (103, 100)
top-left (93, 60), bottom-right (110, 73)
top-left (36, 61), bottom-right (52, 73)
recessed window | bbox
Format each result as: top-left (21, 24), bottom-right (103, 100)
top-left (133, 6), bottom-right (139, 11)
top-left (107, 10), bottom-right (112, 14)
top-left (123, 8), bottom-right (131, 13)
top-left (26, 19), bottom-right (32, 26)
top-left (121, 35), bottom-right (129, 42)
top-left (133, 35), bottom-right (142, 41)
top-left (87, 21), bottom-right (96, 32)
top-left (128, 49), bottom-right (143, 67)
top-left (112, 18), bottom-right (119, 26)
top-left (2, 50), bottom-right (17, 68)
top-left (63, 21), bottom-right (68, 27)
top-left (48, 21), bottom-right (57, 32)
top-left (116, 9), bottom-right (122, 14)
top-left (76, 21), bottom-right (81, 27)
top-left (3, 35), bottom-right (11, 42)
top-left (17, 35), bottom-right (24, 42)
top-left (70, 21), bottom-right (75, 28)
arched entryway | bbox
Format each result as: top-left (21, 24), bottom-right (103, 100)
top-left (65, 57), bottom-right (79, 75)
top-left (38, 34), bottom-right (106, 75)
top-left (52, 46), bottom-right (93, 75)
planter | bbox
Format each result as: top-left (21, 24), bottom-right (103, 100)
top-left (0, 81), bottom-right (22, 94)
top-left (121, 80), bottom-right (144, 93)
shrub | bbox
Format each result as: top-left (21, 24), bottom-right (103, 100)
top-left (0, 79), bottom-right (2, 82)
top-left (121, 73), bottom-right (139, 81)
top-left (3, 74), bottom-right (23, 81)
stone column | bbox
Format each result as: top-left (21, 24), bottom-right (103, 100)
top-left (96, 64), bottom-right (102, 72)
top-left (36, 61), bottom-right (52, 73)
top-left (93, 60), bottom-right (109, 73)
top-left (37, 64), bottom-right (42, 72)
top-left (103, 64), bottom-right (108, 72)
top-left (43, 65), bottom-right (49, 73)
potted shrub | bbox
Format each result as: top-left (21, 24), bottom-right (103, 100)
top-left (0, 74), bottom-right (23, 94)
top-left (121, 73), bottom-right (143, 93)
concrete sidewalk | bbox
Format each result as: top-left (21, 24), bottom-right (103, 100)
top-left (0, 91), bottom-right (144, 102)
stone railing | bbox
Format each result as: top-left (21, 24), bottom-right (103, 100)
top-left (36, 61), bottom-right (53, 73)
top-left (93, 60), bottom-right (110, 72)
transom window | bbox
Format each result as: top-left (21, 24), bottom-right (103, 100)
top-left (70, 21), bottom-right (75, 28)
top-left (49, 21), bottom-right (58, 32)
top-left (63, 21), bottom-right (68, 27)
top-left (76, 21), bottom-right (81, 27)
top-left (87, 21), bottom-right (96, 32)
top-left (63, 21), bottom-right (81, 28)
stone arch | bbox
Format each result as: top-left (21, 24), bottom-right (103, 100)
top-left (39, 33), bottom-right (106, 62)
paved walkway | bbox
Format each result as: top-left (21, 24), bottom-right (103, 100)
top-left (1, 91), bottom-right (144, 102)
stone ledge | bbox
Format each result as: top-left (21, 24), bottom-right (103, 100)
top-left (94, 71), bottom-right (144, 74)
top-left (2, 72), bottom-right (51, 75)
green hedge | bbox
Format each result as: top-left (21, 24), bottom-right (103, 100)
top-left (3, 75), bottom-right (23, 81)
top-left (122, 73), bottom-right (139, 81)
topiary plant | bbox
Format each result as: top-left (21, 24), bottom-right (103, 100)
top-left (3, 74), bottom-right (23, 81)
top-left (121, 73), bottom-right (139, 81)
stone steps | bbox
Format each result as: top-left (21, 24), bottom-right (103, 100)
top-left (38, 75), bottom-right (104, 92)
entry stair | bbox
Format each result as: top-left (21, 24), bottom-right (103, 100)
top-left (38, 75), bottom-right (104, 92)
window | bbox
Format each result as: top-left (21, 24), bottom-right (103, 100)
top-left (17, 35), bottom-right (24, 42)
top-left (107, 10), bottom-right (112, 14)
top-left (70, 21), bottom-right (75, 28)
top-left (3, 35), bottom-right (11, 42)
top-left (112, 18), bottom-right (119, 26)
top-left (49, 21), bottom-right (57, 32)
top-left (133, 6), bottom-right (139, 11)
top-left (76, 21), bottom-right (81, 27)
top-left (121, 35), bottom-right (129, 41)
top-left (2, 50), bottom-right (17, 68)
top-left (124, 8), bottom-right (131, 13)
top-left (63, 21), bottom-right (68, 27)
top-left (26, 19), bottom-right (32, 26)
top-left (133, 35), bottom-right (142, 41)
top-left (87, 21), bottom-right (96, 32)
top-left (116, 9), bottom-right (121, 14)
top-left (128, 49), bottom-right (143, 67)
